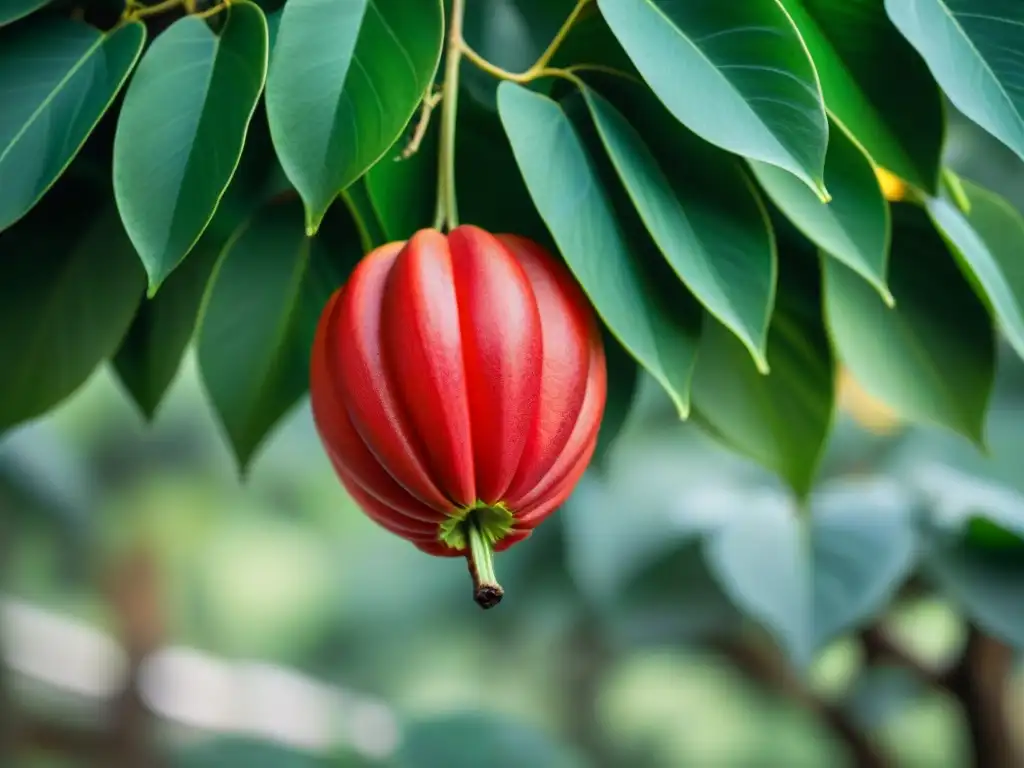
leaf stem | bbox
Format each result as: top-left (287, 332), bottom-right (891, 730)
top-left (433, 0), bottom-right (466, 231)
top-left (530, 0), bottom-right (592, 73)
top-left (466, 516), bottom-right (503, 609)
top-left (122, 0), bottom-right (183, 20)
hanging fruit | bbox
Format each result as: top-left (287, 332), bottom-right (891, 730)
top-left (310, 225), bottom-right (607, 609)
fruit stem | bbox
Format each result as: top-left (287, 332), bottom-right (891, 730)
top-left (433, 0), bottom-right (466, 231)
top-left (466, 515), bottom-right (503, 610)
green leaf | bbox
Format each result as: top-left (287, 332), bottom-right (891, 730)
top-left (591, 329), bottom-right (639, 469)
top-left (750, 117), bottom-right (892, 303)
top-left (691, 249), bottom-right (835, 498)
top-left (705, 489), bottom-right (813, 667)
top-left (885, 0), bottom-right (1024, 165)
top-left (265, 0), bottom-right (443, 234)
top-left (365, 119), bottom-right (439, 241)
top-left (810, 478), bottom-right (917, 649)
top-left (706, 477), bottom-right (916, 665)
top-left (0, 207), bottom-right (145, 431)
top-left (498, 81), bottom-right (699, 417)
top-left (341, 178), bottom-right (388, 252)
top-left (777, 0), bottom-right (943, 193)
top-left (112, 229), bottom-right (221, 421)
top-left (197, 200), bottom-right (348, 473)
top-left (0, 17), bottom-right (145, 232)
top-left (598, 0), bottom-right (829, 197)
top-left (455, 96), bottom-right (550, 243)
top-left (0, 0), bottom-right (49, 25)
top-left (113, 2), bottom-right (268, 292)
top-left (565, 424), bottom-right (764, 607)
top-left (928, 176), bottom-right (1024, 361)
top-left (926, 545), bottom-right (1024, 647)
top-left (581, 83), bottom-right (776, 370)
top-left (823, 204), bottom-right (995, 444)
top-left (398, 712), bottom-right (585, 768)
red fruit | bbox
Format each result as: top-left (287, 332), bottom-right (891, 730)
top-left (310, 225), bottom-right (607, 609)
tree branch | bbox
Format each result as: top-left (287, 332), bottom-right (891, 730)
top-left (945, 625), bottom-right (1021, 768)
top-left (711, 638), bottom-right (891, 768)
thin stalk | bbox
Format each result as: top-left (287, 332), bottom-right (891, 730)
top-left (433, 0), bottom-right (466, 231)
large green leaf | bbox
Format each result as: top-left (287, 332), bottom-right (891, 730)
top-left (598, 0), bottom-right (829, 197)
top-left (928, 176), bottom-right (1024, 361)
top-left (886, 0), bottom-right (1024, 164)
top-left (0, 207), bottom-right (144, 431)
top-left (778, 0), bottom-right (943, 193)
top-left (706, 477), bottom-right (917, 667)
top-left (113, 228), bottom-right (221, 421)
top-left (704, 488), bottom-right (812, 667)
top-left (498, 81), bottom-right (700, 416)
top-left (0, 17), bottom-right (145, 233)
top-left (691, 250), bottom-right (835, 498)
top-left (824, 204), bottom-right (995, 444)
top-left (265, 0), bottom-right (443, 234)
top-left (911, 462), bottom-right (1024, 646)
top-left (0, 0), bottom-right (49, 25)
top-left (197, 200), bottom-right (348, 472)
top-left (810, 478), bottom-right (918, 649)
top-left (751, 117), bottom-right (892, 302)
top-left (113, 1), bottom-right (268, 292)
top-left (582, 84), bottom-right (776, 370)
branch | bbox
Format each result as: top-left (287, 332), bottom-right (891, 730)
top-left (859, 627), bottom-right (952, 689)
top-left (945, 625), bottom-right (1021, 768)
top-left (711, 638), bottom-right (891, 768)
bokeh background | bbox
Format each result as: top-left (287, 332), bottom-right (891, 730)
top-left (3, 107), bottom-right (1024, 768)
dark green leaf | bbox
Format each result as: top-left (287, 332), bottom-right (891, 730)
top-left (113, 1), bottom-right (268, 291)
top-left (823, 204), bottom-right (995, 445)
top-left (365, 118), bottom-right (439, 241)
top-left (925, 544), bottom-right (1024, 647)
top-left (341, 178), bottom-right (388, 252)
top-left (265, 0), bottom-right (443, 233)
top-left (591, 329), bottom-right (638, 469)
top-left (750, 117), bottom-right (892, 303)
top-left (928, 176), bottom-right (1024, 361)
top-left (398, 712), bottom-right (584, 768)
top-left (778, 0), bottom-right (943, 192)
top-left (0, 0), bottom-right (49, 25)
top-left (113, 230), bottom-right (221, 421)
top-left (582, 84), bottom-right (776, 369)
top-left (498, 81), bottom-right (699, 416)
top-left (885, 0), bottom-right (1024, 165)
top-left (0, 17), bottom-right (145, 232)
top-left (0, 207), bottom-right (145, 431)
top-left (461, 0), bottom-right (572, 110)
top-left (456, 96), bottom-right (549, 243)
top-left (196, 200), bottom-right (348, 472)
top-left (598, 0), bottom-right (829, 196)
top-left (692, 249), bottom-right (835, 498)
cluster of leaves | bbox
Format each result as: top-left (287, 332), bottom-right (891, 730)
top-left (2, 0), bottom-right (1024, 500)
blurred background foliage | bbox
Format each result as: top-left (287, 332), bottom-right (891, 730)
top-left (3, 60), bottom-right (1024, 768)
